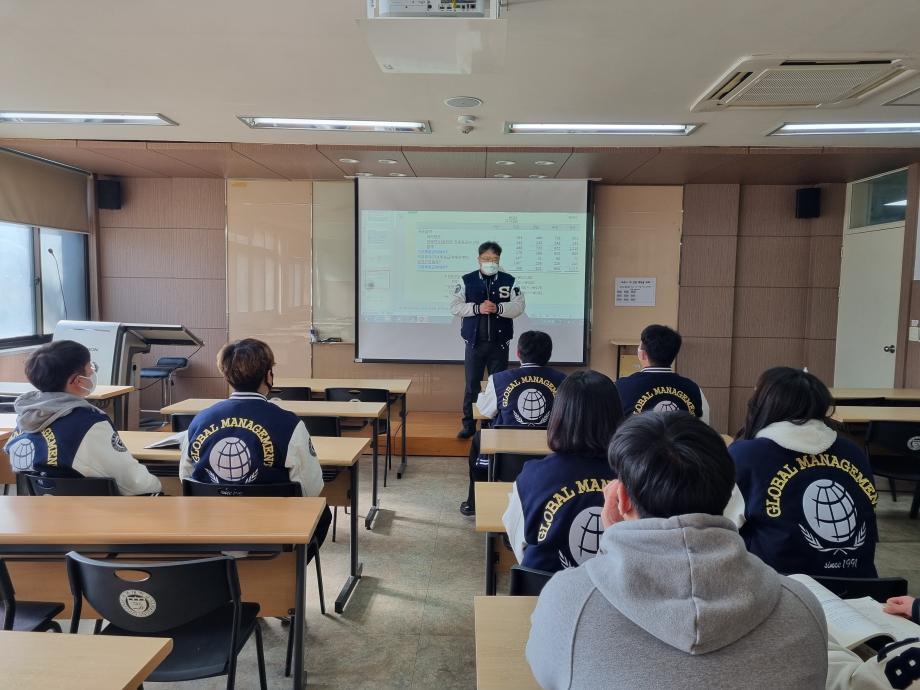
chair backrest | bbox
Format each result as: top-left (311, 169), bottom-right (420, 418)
top-left (0, 560), bottom-right (16, 630)
top-left (269, 386), bottom-right (313, 401)
top-left (182, 479), bottom-right (303, 497)
top-left (325, 387), bottom-right (389, 404)
top-left (812, 575), bottom-right (908, 603)
top-left (66, 551), bottom-right (241, 634)
top-left (865, 422), bottom-right (920, 458)
top-left (509, 565), bottom-right (553, 596)
top-left (171, 414), bottom-right (195, 432)
top-left (155, 356), bottom-right (188, 370)
top-left (23, 473), bottom-right (120, 496)
top-left (491, 453), bottom-right (543, 482)
top-left (492, 424), bottom-right (548, 431)
top-left (0, 396), bottom-right (14, 413)
top-left (833, 397), bottom-right (886, 407)
top-left (300, 415), bottom-right (341, 437)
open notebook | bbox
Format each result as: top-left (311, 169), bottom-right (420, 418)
top-left (143, 432), bottom-right (185, 450)
top-left (789, 574), bottom-right (920, 649)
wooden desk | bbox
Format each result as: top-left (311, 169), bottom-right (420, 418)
top-left (120, 431), bottom-right (369, 613)
top-left (831, 406), bottom-right (920, 424)
top-left (480, 429), bottom-right (549, 456)
top-left (0, 383), bottom-right (134, 429)
top-left (0, 630), bottom-right (173, 690)
top-left (273, 377), bottom-right (413, 479)
top-left (476, 482), bottom-right (513, 595)
top-left (474, 596), bottom-right (539, 690)
top-left (831, 388), bottom-right (920, 402)
top-left (161, 398), bottom-right (387, 530)
top-left (0, 496), bottom-right (323, 690)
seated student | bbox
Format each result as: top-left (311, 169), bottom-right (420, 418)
top-left (179, 338), bottom-right (331, 544)
top-left (729, 367), bottom-right (878, 578)
top-left (459, 330), bottom-right (566, 517)
top-left (526, 412), bottom-right (829, 690)
top-left (615, 324), bottom-right (710, 424)
top-left (3, 340), bottom-right (161, 495)
top-left (502, 370), bottom-right (623, 571)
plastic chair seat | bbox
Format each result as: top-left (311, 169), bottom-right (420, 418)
top-left (1, 601), bottom-right (65, 632)
top-left (140, 367), bottom-right (174, 380)
top-left (870, 455), bottom-right (920, 481)
top-left (101, 601), bottom-right (261, 683)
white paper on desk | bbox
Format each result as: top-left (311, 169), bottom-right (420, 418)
top-left (143, 431), bottom-right (185, 449)
top-left (789, 574), bottom-right (920, 649)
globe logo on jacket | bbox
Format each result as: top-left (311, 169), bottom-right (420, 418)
top-left (799, 479), bottom-right (866, 554)
top-left (208, 436), bottom-right (254, 482)
top-left (516, 388), bottom-right (548, 424)
top-left (8, 438), bottom-right (35, 471)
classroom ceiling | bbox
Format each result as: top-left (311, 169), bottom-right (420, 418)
top-left (2, 140), bottom-right (920, 183)
top-left (2, 1), bottom-right (920, 149)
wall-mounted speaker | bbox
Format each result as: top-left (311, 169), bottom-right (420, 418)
top-left (96, 179), bottom-right (122, 210)
top-left (795, 187), bottom-right (821, 219)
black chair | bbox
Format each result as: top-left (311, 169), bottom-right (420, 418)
top-left (171, 413), bottom-right (196, 432)
top-left (66, 552), bottom-right (266, 689)
top-left (182, 479), bottom-right (327, 677)
top-left (139, 357), bottom-right (189, 429)
top-left (509, 565), bottom-right (553, 596)
top-left (269, 386), bottom-right (313, 401)
top-left (0, 559), bottom-right (64, 632)
top-left (325, 388), bottom-right (393, 485)
top-left (813, 575), bottom-right (908, 603)
top-left (0, 395), bottom-right (14, 413)
top-left (490, 453), bottom-right (544, 482)
top-left (865, 422), bottom-right (920, 516)
top-left (833, 397), bottom-right (886, 407)
top-left (22, 473), bottom-right (120, 496)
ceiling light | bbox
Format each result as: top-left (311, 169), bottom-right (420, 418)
top-left (885, 199), bottom-right (908, 206)
top-left (239, 117), bottom-right (430, 133)
top-left (389, 172), bottom-right (408, 177)
top-left (444, 96), bottom-right (483, 109)
top-left (534, 160), bottom-right (556, 166)
top-left (338, 158), bottom-right (360, 164)
top-left (495, 160), bottom-right (515, 165)
top-left (378, 159), bottom-right (399, 164)
top-left (529, 174), bottom-right (547, 179)
top-left (354, 172), bottom-right (374, 177)
top-left (0, 111), bottom-right (176, 125)
top-left (771, 122), bottom-right (920, 135)
top-left (493, 173), bottom-right (512, 178)
top-left (505, 122), bottom-right (698, 135)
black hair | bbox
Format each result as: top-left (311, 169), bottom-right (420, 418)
top-left (24, 340), bottom-right (91, 392)
top-left (608, 412), bottom-right (735, 519)
top-left (517, 331), bottom-right (553, 367)
top-left (738, 367), bottom-right (835, 440)
top-left (547, 370), bottom-right (624, 457)
top-left (217, 338), bottom-right (275, 393)
top-left (640, 324), bottom-right (682, 367)
top-left (477, 241), bottom-right (502, 257)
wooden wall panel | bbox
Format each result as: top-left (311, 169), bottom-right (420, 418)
top-left (98, 178), bottom-right (228, 423)
top-left (682, 184), bottom-right (740, 236)
top-left (679, 236), bottom-right (737, 287)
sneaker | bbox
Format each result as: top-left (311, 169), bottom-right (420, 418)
top-left (459, 501), bottom-right (476, 517)
top-left (457, 427), bottom-right (476, 439)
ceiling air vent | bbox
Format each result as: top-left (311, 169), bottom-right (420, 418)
top-left (691, 55), bottom-right (917, 112)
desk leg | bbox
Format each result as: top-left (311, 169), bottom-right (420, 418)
top-left (114, 395), bottom-right (127, 430)
top-left (335, 463), bottom-right (363, 613)
top-left (365, 420), bottom-right (380, 530)
top-left (293, 543), bottom-right (307, 690)
top-left (485, 532), bottom-right (498, 596)
top-left (397, 393), bottom-right (408, 479)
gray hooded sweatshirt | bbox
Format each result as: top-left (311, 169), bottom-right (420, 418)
top-left (526, 513), bottom-right (828, 690)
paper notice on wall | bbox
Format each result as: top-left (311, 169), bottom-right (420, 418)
top-left (615, 277), bottom-right (656, 307)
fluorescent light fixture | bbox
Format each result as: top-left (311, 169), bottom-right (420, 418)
top-left (354, 172), bottom-right (374, 177)
top-left (529, 174), bottom-right (547, 179)
top-left (885, 199), bottom-right (908, 206)
top-left (0, 111), bottom-right (176, 125)
top-left (378, 158), bottom-right (399, 164)
top-left (493, 173), bottom-right (512, 178)
top-left (338, 158), bottom-right (360, 164)
top-left (772, 122), bottom-right (920, 136)
top-left (495, 160), bottom-right (515, 165)
top-left (534, 160), bottom-right (557, 166)
top-left (239, 116), bottom-right (430, 133)
top-left (505, 122), bottom-right (698, 135)
top-left (389, 172), bottom-right (408, 177)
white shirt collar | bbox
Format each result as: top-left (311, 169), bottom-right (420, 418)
top-left (230, 391), bottom-right (267, 401)
top-left (641, 366), bottom-right (673, 373)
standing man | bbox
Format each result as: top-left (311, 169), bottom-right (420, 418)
top-left (449, 241), bottom-right (525, 438)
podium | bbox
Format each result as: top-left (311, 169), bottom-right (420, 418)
top-left (53, 321), bottom-right (203, 427)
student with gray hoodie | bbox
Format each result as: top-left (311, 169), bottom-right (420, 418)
top-left (526, 412), bottom-right (829, 690)
top-left (3, 340), bottom-right (161, 495)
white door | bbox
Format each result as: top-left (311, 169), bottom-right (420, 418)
top-left (834, 224), bottom-right (904, 387)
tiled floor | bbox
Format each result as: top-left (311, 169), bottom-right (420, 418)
top-left (143, 459), bottom-right (920, 688)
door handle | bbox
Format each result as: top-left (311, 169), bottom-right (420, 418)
top-left (883, 345), bottom-right (896, 353)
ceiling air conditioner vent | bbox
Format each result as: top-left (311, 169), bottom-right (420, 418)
top-left (691, 55), bottom-right (917, 112)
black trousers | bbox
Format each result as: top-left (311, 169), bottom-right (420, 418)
top-left (461, 340), bottom-right (509, 430)
top-left (465, 430), bottom-right (488, 506)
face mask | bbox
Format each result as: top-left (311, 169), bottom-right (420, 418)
top-left (480, 261), bottom-right (499, 276)
top-left (77, 371), bottom-right (97, 396)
